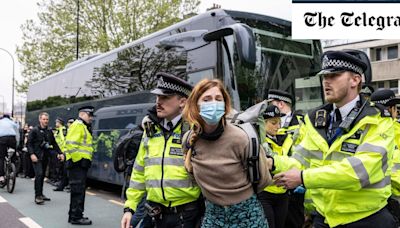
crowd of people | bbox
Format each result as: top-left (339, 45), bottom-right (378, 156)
top-left (121, 49), bottom-right (400, 228)
top-left (0, 106), bottom-right (94, 225)
top-left (2, 48), bottom-right (400, 228)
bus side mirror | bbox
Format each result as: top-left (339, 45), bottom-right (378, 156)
top-left (204, 23), bottom-right (256, 69)
top-left (158, 30), bottom-right (209, 51)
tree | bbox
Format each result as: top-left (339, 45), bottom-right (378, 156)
top-left (16, 0), bottom-right (199, 92)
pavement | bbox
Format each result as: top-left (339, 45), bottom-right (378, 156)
top-left (0, 177), bottom-right (124, 228)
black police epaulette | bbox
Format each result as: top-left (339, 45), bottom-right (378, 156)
top-left (373, 103), bottom-right (392, 118)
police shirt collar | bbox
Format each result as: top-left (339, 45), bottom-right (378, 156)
top-left (333, 95), bottom-right (360, 119)
top-left (280, 111), bottom-right (292, 127)
top-left (163, 114), bottom-right (182, 130)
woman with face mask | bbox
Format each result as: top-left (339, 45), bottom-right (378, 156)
top-left (182, 79), bottom-right (272, 228)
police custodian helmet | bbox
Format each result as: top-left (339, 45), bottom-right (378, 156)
top-left (151, 72), bottom-right (193, 98)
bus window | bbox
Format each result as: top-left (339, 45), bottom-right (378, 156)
top-left (187, 68), bottom-right (214, 86)
top-left (98, 116), bottom-right (137, 130)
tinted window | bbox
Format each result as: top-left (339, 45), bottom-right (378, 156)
top-left (388, 46), bottom-right (398, 60)
top-left (375, 48), bottom-right (381, 61)
top-left (98, 116), bottom-right (137, 130)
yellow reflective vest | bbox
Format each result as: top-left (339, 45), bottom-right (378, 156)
top-left (274, 102), bottom-right (395, 227)
top-left (391, 121), bottom-right (400, 196)
top-left (65, 119), bottom-right (94, 162)
top-left (125, 120), bottom-right (201, 211)
top-left (54, 126), bottom-right (67, 153)
top-left (264, 135), bottom-right (291, 194)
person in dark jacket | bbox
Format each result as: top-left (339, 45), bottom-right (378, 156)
top-left (27, 112), bottom-right (64, 204)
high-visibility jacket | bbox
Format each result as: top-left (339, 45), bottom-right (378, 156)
top-left (391, 121), bottom-right (400, 196)
top-left (264, 135), bottom-right (291, 194)
top-left (278, 114), bottom-right (304, 152)
top-left (54, 126), bottom-right (67, 153)
top-left (274, 101), bottom-right (395, 227)
top-left (125, 119), bottom-right (201, 211)
top-left (65, 119), bottom-right (94, 162)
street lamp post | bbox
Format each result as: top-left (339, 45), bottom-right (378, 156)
top-left (0, 48), bottom-right (15, 118)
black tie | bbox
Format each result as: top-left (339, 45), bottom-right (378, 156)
top-left (328, 109), bottom-right (342, 140)
top-left (334, 109), bottom-right (342, 127)
top-left (167, 121), bottom-right (174, 131)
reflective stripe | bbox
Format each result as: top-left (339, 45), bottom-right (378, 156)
top-left (356, 143), bottom-right (387, 156)
top-left (292, 153), bottom-right (310, 168)
top-left (145, 157), bottom-right (184, 167)
top-left (65, 148), bottom-right (93, 155)
top-left (392, 164), bottom-right (400, 172)
top-left (326, 151), bottom-right (350, 161)
top-left (129, 180), bottom-right (145, 190)
top-left (365, 176), bottom-right (391, 189)
top-left (357, 143), bottom-right (388, 173)
top-left (146, 179), bottom-right (194, 188)
top-left (65, 140), bottom-right (92, 147)
top-left (347, 157), bottom-right (370, 187)
top-left (133, 162), bottom-right (144, 172)
top-left (83, 125), bottom-right (88, 145)
top-left (295, 145), bottom-right (323, 160)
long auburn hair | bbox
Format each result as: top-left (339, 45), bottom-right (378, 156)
top-left (182, 79), bottom-right (232, 172)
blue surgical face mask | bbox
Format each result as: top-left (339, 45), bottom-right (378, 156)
top-left (199, 101), bottom-right (225, 125)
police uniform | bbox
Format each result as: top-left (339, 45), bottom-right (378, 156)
top-left (54, 118), bottom-right (68, 192)
top-left (65, 106), bottom-right (95, 225)
top-left (274, 51), bottom-right (397, 227)
top-left (371, 90), bottom-right (400, 200)
top-left (124, 72), bottom-right (202, 228)
top-left (258, 105), bottom-right (290, 228)
top-left (268, 90), bottom-right (306, 228)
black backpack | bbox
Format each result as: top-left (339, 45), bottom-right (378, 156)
top-left (113, 125), bottom-right (144, 173)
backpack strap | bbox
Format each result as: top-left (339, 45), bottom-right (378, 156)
top-left (238, 123), bottom-right (260, 193)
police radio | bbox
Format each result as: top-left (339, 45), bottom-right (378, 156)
top-left (339, 99), bottom-right (368, 133)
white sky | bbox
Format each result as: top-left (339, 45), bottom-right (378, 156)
top-left (0, 0), bottom-right (291, 113)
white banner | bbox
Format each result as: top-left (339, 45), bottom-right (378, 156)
top-left (292, 3), bottom-right (400, 39)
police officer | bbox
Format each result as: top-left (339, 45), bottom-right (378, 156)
top-left (259, 105), bottom-right (290, 228)
top-left (65, 106), bottom-right (94, 225)
top-left (53, 117), bottom-right (68, 191)
top-left (267, 90), bottom-right (306, 228)
top-left (370, 90), bottom-right (400, 200)
top-left (121, 72), bottom-right (202, 228)
top-left (273, 50), bottom-right (397, 227)
top-left (27, 112), bottom-right (64, 204)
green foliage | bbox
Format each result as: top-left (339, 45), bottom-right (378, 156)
top-left (16, 0), bottom-right (200, 93)
top-left (93, 130), bottom-right (121, 158)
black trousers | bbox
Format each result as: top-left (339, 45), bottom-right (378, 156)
top-left (68, 163), bottom-right (88, 219)
top-left (23, 151), bottom-right (34, 177)
top-left (152, 200), bottom-right (203, 228)
top-left (314, 207), bottom-right (397, 228)
top-left (0, 136), bottom-right (16, 177)
top-left (258, 191), bottom-right (289, 228)
top-left (284, 193), bottom-right (305, 228)
top-left (32, 152), bottom-right (49, 197)
top-left (57, 161), bottom-right (69, 189)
